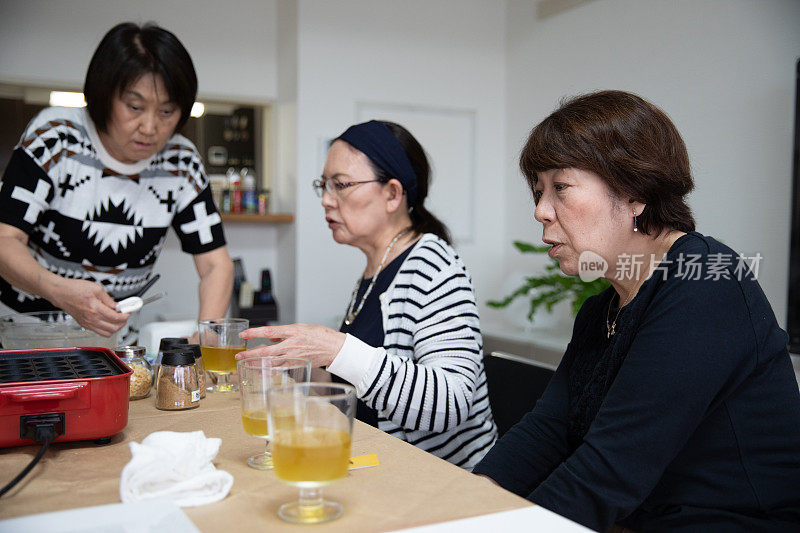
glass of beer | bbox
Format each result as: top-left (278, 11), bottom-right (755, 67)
top-left (268, 383), bottom-right (356, 524)
top-left (198, 318), bottom-right (248, 393)
top-left (237, 357), bottom-right (311, 470)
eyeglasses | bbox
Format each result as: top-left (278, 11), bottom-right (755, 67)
top-left (311, 178), bottom-right (383, 198)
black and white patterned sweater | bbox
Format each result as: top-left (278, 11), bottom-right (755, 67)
top-left (0, 106), bottom-right (226, 313)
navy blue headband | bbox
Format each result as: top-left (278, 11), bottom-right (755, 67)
top-left (337, 120), bottom-right (418, 206)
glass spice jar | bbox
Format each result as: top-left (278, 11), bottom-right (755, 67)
top-left (153, 337), bottom-right (189, 393)
top-left (114, 345), bottom-right (154, 400)
top-left (177, 343), bottom-right (206, 399)
top-left (156, 348), bottom-right (200, 411)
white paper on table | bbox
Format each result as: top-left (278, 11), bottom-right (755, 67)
top-left (0, 499), bottom-right (199, 533)
top-left (389, 505), bottom-right (593, 532)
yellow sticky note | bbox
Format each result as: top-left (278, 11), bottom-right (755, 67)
top-left (348, 453), bottom-right (379, 470)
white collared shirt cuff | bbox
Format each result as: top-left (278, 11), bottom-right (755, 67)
top-left (327, 333), bottom-right (382, 396)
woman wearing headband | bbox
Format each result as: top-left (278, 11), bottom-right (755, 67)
top-left (237, 120), bottom-right (497, 469)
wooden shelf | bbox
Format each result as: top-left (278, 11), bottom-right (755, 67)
top-left (220, 213), bottom-right (294, 224)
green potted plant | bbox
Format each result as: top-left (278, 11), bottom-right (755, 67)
top-left (488, 241), bottom-right (609, 322)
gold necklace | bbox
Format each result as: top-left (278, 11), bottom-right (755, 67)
top-left (605, 259), bottom-right (657, 337)
top-left (605, 288), bottom-right (634, 338)
top-left (605, 239), bottom-right (675, 338)
top-left (344, 228), bottom-right (410, 326)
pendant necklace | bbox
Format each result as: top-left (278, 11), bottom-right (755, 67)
top-left (344, 228), bottom-right (410, 326)
top-left (605, 288), bottom-right (634, 338)
top-left (606, 262), bottom-right (655, 338)
top-left (606, 240), bottom-right (673, 337)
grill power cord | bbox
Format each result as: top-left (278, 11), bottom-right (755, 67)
top-left (0, 414), bottom-right (64, 498)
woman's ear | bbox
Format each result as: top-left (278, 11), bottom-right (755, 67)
top-left (385, 179), bottom-right (406, 213)
top-left (628, 199), bottom-right (646, 218)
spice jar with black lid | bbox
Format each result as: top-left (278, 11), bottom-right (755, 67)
top-left (153, 337), bottom-right (189, 393)
top-left (156, 348), bottom-right (200, 411)
top-left (176, 343), bottom-right (206, 399)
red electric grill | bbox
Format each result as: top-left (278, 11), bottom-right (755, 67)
top-left (0, 347), bottom-right (131, 447)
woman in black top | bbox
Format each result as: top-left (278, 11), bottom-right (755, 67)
top-left (335, 242), bottom-right (413, 427)
top-left (473, 91), bottom-right (800, 532)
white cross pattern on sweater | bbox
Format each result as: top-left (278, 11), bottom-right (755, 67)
top-left (11, 180), bottom-right (51, 224)
top-left (180, 202), bottom-right (221, 245)
top-left (40, 221), bottom-right (59, 243)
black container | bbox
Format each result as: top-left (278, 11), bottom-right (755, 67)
top-left (160, 348), bottom-right (196, 367)
top-left (159, 337), bottom-right (189, 353)
top-left (154, 337), bottom-right (190, 370)
top-left (176, 343), bottom-right (206, 398)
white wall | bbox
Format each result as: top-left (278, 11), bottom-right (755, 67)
top-left (143, 224), bottom-right (281, 324)
top-left (0, 0), bottom-right (277, 100)
top-left (2, 0), bottom-right (797, 333)
top-left (505, 0), bottom-right (800, 327)
top-left (0, 0), bottom-right (288, 324)
top-left (273, 0), bottom-right (299, 324)
top-left (292, 0), bottom-right (507, 326)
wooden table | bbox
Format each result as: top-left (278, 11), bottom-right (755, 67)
top-left (0, 392), bottom-right (530, 531)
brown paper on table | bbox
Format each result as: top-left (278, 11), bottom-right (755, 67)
top-left (0, 393), bottom-right (530, 532)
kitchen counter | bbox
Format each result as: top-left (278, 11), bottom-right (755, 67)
top-left (0, 391), bottom-right (530, 531)
top-left (482, 320), bottom-right (570, 369)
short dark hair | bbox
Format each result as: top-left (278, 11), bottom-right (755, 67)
top-left (520, 90), bottom-right (695, 236)
top-left (368, 121), bottom-right (452, 244)
top-left (83, 22), bottom-right (198, 132)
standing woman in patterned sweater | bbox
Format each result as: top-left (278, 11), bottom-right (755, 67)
top-left (238, 120), bottom-right (497, 469)
top-left (0, 22), bottom-right (233, 342)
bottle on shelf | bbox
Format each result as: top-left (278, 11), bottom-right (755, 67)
top-left (209, 174), bottom-right (228, 213)
top-left (240, 168), bottom-right (258, 214)
top-left (227, 167), bottom-right (242, 214)
top-left (258, 188), bottom-right (270, 215)
top-left (255, 269), bottom-right (275, 305)
top-left (221, 188), bottom-right (231, 213)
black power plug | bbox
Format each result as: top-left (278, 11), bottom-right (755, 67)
top-left (20, 413), bottom-right (65, 442)
top-left (1, 413), bottom-right (65, 498)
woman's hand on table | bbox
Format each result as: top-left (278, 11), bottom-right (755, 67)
top-left (237, 324), bottom-right (346, 368)
top-left (47, 278), bottom-right (129, 337)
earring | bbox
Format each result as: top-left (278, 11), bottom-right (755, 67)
top-left (633, 210), bottom-right (638, 232)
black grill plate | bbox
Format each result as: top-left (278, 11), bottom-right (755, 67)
top-left (0, 349), bottom-right (125, 383)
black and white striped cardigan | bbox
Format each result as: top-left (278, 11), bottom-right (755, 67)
top-left (328, 233), bottom-right (498, 469)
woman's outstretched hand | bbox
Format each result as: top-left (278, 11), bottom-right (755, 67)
top-left (236, 323), bottom-right (346, 368)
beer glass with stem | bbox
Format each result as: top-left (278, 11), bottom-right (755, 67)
top-left (237, 357), bottom-right (311, 469)
top-left (198, 318), bottom-right (248, 393)
top-left (268, 383), bottom-right (356, 524)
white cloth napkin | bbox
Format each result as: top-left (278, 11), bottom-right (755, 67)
top-left (120, 430), bottom-right (233, 507)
